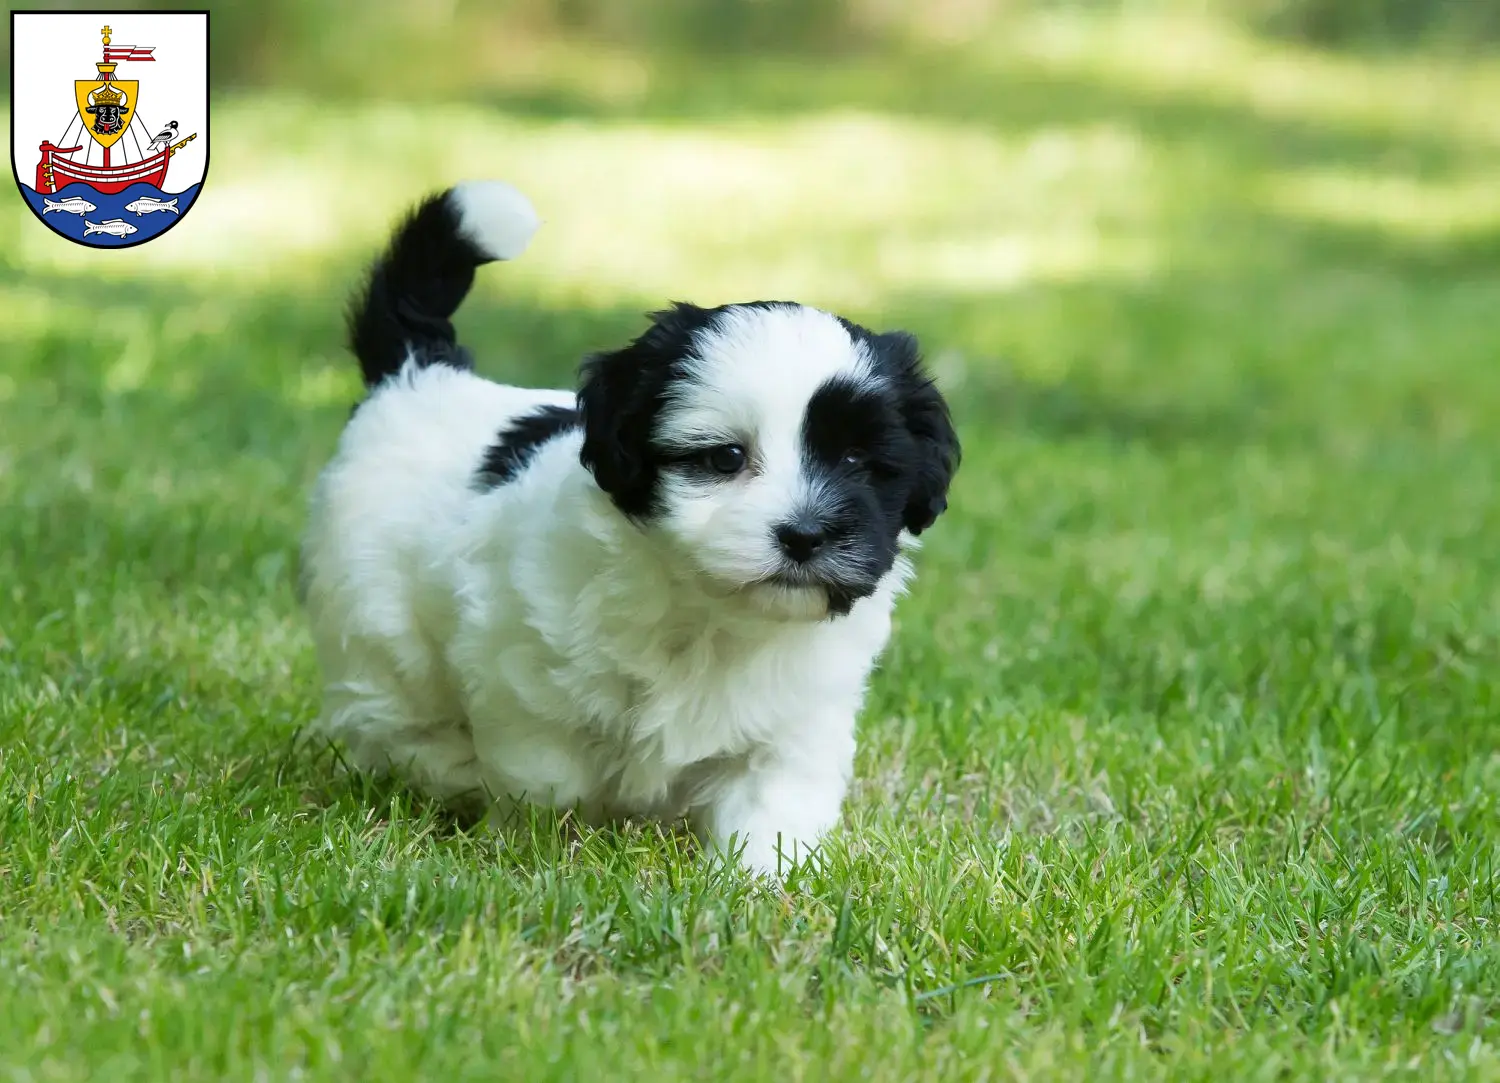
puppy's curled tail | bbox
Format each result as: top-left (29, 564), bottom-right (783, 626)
top-left (348, 180), bottom-right (541, 388)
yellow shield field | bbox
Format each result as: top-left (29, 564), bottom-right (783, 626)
top-left (73, 78), bottom-right (137, 148)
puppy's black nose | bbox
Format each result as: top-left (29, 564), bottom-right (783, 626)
top-left (776, 520), bottom-right (827, 563)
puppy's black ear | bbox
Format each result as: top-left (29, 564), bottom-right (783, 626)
top-left (577, 302), bottom-right (711, 518)
top-left (873, 331), bottom-right (960, 535)
top-left (576, 347), bottom-right (655, 516)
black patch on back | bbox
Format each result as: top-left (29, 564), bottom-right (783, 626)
top-left (474, 404), bottom-right (581, 490)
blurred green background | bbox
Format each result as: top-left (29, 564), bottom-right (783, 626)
top-left (9, 0), bottom-right (1500, 89)
top-left (4, 2), bottom-right (1500, 1077)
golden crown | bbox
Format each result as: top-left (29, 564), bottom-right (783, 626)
top-left (91, 81), bottom-right (125, 106)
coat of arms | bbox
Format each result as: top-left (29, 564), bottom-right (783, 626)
top-left (11, 11), bottom-right (208, 248)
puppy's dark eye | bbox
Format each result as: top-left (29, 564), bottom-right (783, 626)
top-left (843, 451), bottom-right (865, 467)
top-left (702, 444), bottom-right (747, 476)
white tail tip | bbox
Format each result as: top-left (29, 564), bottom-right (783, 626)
top-left (448, 180), bottom-right (541, 262)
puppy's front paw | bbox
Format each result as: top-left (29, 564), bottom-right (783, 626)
top-left (732, 830), bottom-right (825, 879)
top-left (694, 761), bottom-right (846, 879)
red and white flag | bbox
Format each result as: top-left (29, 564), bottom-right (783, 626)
top-left (104, 45), bottom-right (155, 61)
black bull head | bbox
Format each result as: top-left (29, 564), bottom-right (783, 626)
top-left (86, 101), bottom-right (129, 135)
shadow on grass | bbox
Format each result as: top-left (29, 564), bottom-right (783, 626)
top-left (1252, 212), bottom-right (1500, 277)
top-left (287, 726), bottom-right (720, 883)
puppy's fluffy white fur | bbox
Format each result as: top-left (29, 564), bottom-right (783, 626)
top-left (302, 181), bottom-right (957, 875)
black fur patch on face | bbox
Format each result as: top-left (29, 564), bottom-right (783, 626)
top-left (795, 376), bottom-right (915, 601)
top-left (802, 378), bottom-right (912, 479)
top-left (780, 324), bottom-right (959, 614)
top-left (824, 585), bottom-right (857, 618)
top-left (474, 404), bottom-right (581, 490)
top-left (576, 302), bottom-right (721, 518)
top-left (836, 320), bottom-right (960, 535)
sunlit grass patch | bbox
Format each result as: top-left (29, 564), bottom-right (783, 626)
top-left (981, 7), bottom-right (1500, 151)
top-left (9, 101), bottom-right (1166, 310)
top-left (1260, 166), bottom-right (1500, 240)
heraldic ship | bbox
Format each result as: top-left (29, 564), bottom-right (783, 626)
top-left (33, 25), bottom-right (197, 195)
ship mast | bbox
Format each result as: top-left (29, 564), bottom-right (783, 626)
top-left (97, 26), bottom-right (116, 168)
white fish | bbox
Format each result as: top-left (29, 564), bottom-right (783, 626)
top-left (43, 196), bottom-right (97, 215)
top-left (124, 196), bottom-right (178, 216)
top-left (82, 218), bottom-right (139, 238)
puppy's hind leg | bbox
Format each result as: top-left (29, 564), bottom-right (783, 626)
top-left (317, 679), bottom-right (487, 811)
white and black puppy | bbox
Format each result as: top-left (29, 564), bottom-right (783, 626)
top-left (301, 181), bottom-right (959, 875)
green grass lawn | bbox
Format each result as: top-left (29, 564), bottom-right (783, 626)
top-left (3, 9), bottom-right (1499, 1080)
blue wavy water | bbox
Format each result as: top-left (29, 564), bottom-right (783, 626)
top-left (19, 181), bottom-right (202, 246)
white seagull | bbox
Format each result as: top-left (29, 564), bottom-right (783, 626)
top-left (146, 120), bottom-right (178, 153)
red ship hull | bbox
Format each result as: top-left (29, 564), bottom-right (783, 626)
top-left (35, 140), bottom-right (170, 195)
